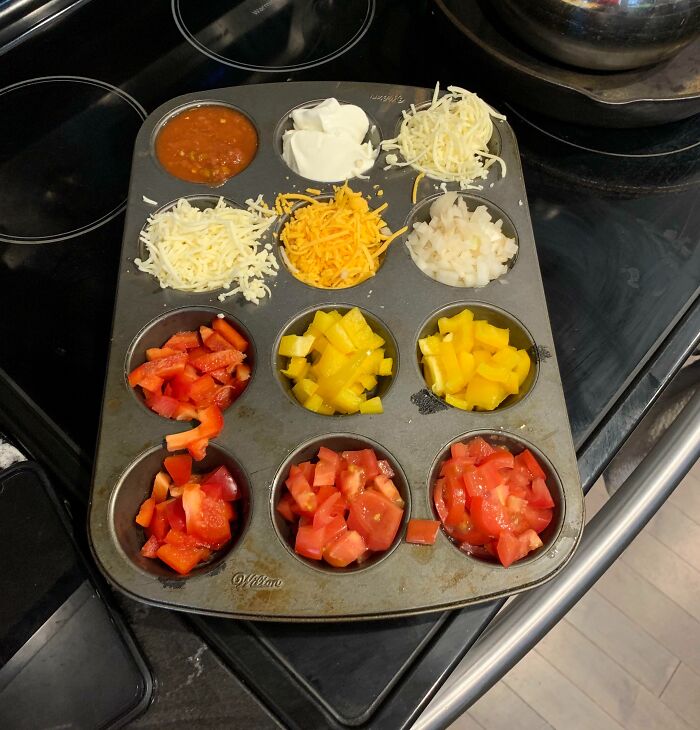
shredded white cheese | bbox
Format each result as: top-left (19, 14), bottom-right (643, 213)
top-left (405, 192), bottom-right (517, 288)
top-left (382, 83), bottom-right (506, 189)
top-left (135, 197), bottom-right (278, 304)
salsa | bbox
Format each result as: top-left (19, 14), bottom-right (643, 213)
top-left (155, 105), bottom-right (257, 185)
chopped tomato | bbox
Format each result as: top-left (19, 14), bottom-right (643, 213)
top-left (313, 491), bottom-right (347, 529)
top-left (324, 530), bottom-right (367, 567)
top-left (295, 525), bottom-right (326, 560)
top-left (338, 468), bottom-right (363, 501)
top-left (516, 449), bottom-right (546, 480)
top-left (313, 458), bottom-right (337, 487)
top-left (406, 519), bottom-right (440, 545)
top-left (371, 475), bottom-right (404, 507)
top-left (164, 454), bottom-right (192, 486)
top-left (434, 437), bottom-right (555, 567)
top-left (276, 492), bottom-right (296, 522)
top-left (286, 468), bottom-right (317, 513)
top-left (323, 515), bottom-right (347, 546)
top-left (297, 461), bottom-right (316, 485)
top-left (377, 459), bottom-right (395, 478)
top-left (347, 490), bottom-right (403, 551)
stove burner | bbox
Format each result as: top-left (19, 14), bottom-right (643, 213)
top-left (172, 0), bottom-right (375, 73)
top-left (506, 105), bottom-right (700, 159)
top-left (0, 76), bottom-right (145, 245)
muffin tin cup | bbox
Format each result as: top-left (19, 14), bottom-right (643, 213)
top-left (89, 81), bottom-right (584, 621)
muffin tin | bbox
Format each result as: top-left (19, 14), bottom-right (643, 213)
top-left (88, 81), bottom-right (584, 620)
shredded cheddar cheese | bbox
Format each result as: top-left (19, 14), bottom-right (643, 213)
top-left (412, 172), bottom-right (425, 204)
top-left (277, 183), bottom-right (406, 289)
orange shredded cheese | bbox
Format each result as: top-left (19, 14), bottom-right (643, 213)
top-left (278, 183), bottom-right (406, 289)
top-left (412, 172), bottom-right (425, 204)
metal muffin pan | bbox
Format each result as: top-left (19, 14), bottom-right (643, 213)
top-left (89, 81), bottom-right (584, 621)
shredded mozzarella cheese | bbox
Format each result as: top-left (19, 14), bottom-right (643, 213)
top-left (382, 83), bottom-right (506, 189)
top-left (406, 192), bottom-right (517, 288)
top-left (134, 197), bottom-right (278, 304)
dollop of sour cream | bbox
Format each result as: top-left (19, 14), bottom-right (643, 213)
top-left (282, 98), bottom-right (376, 182)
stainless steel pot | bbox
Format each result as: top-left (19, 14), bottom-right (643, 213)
top-left (491, 0), bottom-right (700, 71)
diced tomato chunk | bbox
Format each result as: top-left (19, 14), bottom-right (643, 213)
top-left (406, 519), bottom-right (440, 545)
top-left (286, 469), bottom-right (317, 513)
top-left (324, 530), bottom-right (367, 567)
top-left (347, 490), bottom-right (403, 551)
top-left (297, 461), bottom-right (316, 486)
top-left (295, 524), bottom-right (327, 560)
top-left (465, 437), bottom-right (496, 464)
top-left (530, 477), bottom-right (555, 509)
top-left (276, 492), bottom-right (297, 522)
top-left (377, 459), bottom-right (395, 478)
top-left (312, 491), bottom-right (346, 529)
top-left (371, 475), bottom-right (404, 507)
top-left (313, 458), bottom-right (337, 487)
top-left (516, 449), bottom-right (546, 480)
top-left (338, 467), bottom-right (363, 502)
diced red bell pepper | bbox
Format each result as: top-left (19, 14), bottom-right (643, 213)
top-left (187, 438), bottom-right (209, 461)
top-left (406, 519), bottom-right (440, 545)
top-left (201, 465), bottom-right (240, 501)
top-left (128, 352), bottom-right (188, 387)
top-left (163, 330), bottom-right (200, 351)
top-left (148, 502), bottom-right (170, 541)
top-left (199, 325), bottom-right (215, 342)
top-left (164, 454), bottom-right (192, 486)
top-left (235, 363), bottom-right (251, 381)
top-left (165, 405), bottom-right (223, 453)
top-left (182, 483), bottom-right (231, 549)
top-left (135, 497), bottom-right (156, 527)
top-left (146, 347), bottom-right (180, 361)
top-left (174, 402), bottom-right (198, 422)
top-left (212, 385), bottom-right (235, 411)
top-left (140, 534), bottom-right (161, 558)
top-left (165, 497), bottom-right (187, 532)
top-left (151, 470), bottom-right (171, 503)
top-left (202, 331), bottom-right (234, 353)
top-left (147, 394), bottom-right (180, 419)
top-left (187, 346), bottom-right (210, 363)
top-left (191, 349), bottom-right (244, 374)
top-left (138, 374), bottom-right (164, 394)
top-left (209, 367), bottom-right (233, 385)
top-left (211, 318), bottom-right (248, 352)
top-left (189, 375), bottom-right (218, 406)
top-left (156, 543), bottom-right (209, 575)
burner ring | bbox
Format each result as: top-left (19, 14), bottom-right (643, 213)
top-left (172, 0), bottom-right (375, 73)
top-left (0, 76), bottom-right (146, 245)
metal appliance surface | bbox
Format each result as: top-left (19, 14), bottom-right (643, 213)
top-left (436, 0), bottom-right (700, 126)
top-left (491, 0), bottom-right (700, 71)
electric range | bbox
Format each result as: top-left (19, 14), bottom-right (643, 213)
top-left (0, 2), bottom-right (698, 727)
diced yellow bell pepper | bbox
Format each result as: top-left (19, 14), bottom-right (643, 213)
top-left (472, 349), bottom-right (492, 367)
top-left (423, 355), bottom-right (446, 396)
top-left (453, 320), bottom-right (474, 352)
top-left (316, 351), bottom-right (367, 401)
top-left (303, 393), bottom-right (325, 413)
top-left (359, 396), bottom-right (383, 414)
top-left (458, 351), bottom-right (475, 382)
top-left (464, 375), bottom-right (508, 411)
top-left (438, 308), bottom-right (474, 334)
top-left (316, 400), bottom-right (335, 415)
top-left (476, 362), bottom-right (513, 386)
top-left (514, 349), bottom-right (531, 386)
top-left (491, 346), bottom-right (518, 370)
top-left (359, 373), bottom-right (378, 390)
top-left (281, 356), bottom-right (309, 381)
top-left (360, 349), bottom-right (384, 375)
top-left (474, 320), bottom-right (510, 351)
top-left (439, 339), bottom-right (466, 394)
top-left (279, 334), bottom-right (315, 358)
top-left (350, 382), bottom-right (365, 395)
top-left (418, 335), bottom-right (442, 356)
top-left (292, 378), bottom-right (318, 403)
top-left (332, 387), bottom-right (363, 414)
top-left (315, 343), bottom-right (347, 378)
top-left (311, 336), bottom-right (328, 354)
top-left (325, 321), bottom-right (356, 354)
top-left (445, 393), bottom-right (469, 410)
top-left (378, 358), bottom-right (393, 376)
top-left (504, 371), bottom-right (520, 396)
top-left (310, 309), bottom-right (336, 335)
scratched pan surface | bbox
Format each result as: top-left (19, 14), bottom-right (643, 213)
top-left (88, 81), bottom-right (584, 620)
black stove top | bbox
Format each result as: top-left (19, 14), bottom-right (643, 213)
top-left (0, 2), bottom-right (698, 727)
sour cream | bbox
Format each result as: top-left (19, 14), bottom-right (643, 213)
top-left (282, 98), bottom-right (376, 182)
